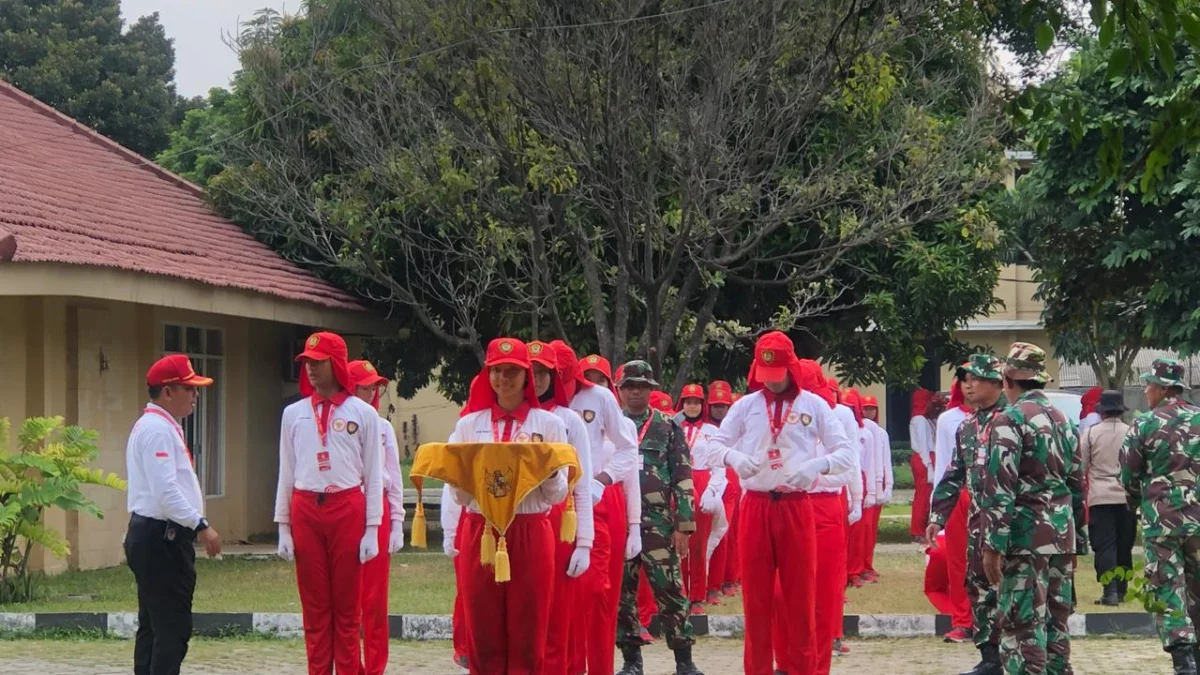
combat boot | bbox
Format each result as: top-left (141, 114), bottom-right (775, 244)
top-left (1096, 581), bottom-right (1120, 606)
top-left (1171, 645), bottom-right (1198, 675)
top-left (958, 643), bottom-right (1003, 675)
top-left (673, 645), bottom-right (705, 675)
top-left (616, 645), bottom-right (644, 675)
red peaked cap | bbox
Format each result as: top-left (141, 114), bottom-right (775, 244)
top-left (707, 380), bottom-right (734, 406)
top-left (1080, 386), bottom-right (1102, 420)
top-left (675, 383), bottom-right (708, 419)
top-left (550, 340), bottom-right (593, 402)
top-left (461, 338), bottom-right (542, 416)
top-left (747, 331), bottom-right (806, 393)
top-left (841, 388), bottom-right (866, 427)
top-left (348, 359), bottom-right (389, 410)
top-left (797, 360), bottom-right (834, 409)
top-left (911, 388), bottom-right (934, 418)
top-left (528, 340), bottom-right (570, 408)
top-left (581, 354), bottom-right (618, 397)
top-left (649, 391), bottom-right (674, 412)
top-left (295, 331), bottom-right (353, 398)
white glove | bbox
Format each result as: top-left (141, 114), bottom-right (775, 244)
top-left (567, 546), bottom-right (592, 578)
top-left (591, 479), bottom-right (606, 506)
top-left (883, 489), bottom-right (893, 505)
top-left (725, 451), bottom-right (762, 480)
top-left (924, 462), bottom-right (934, 474)
top-left (443, 530), bottom-right (459, 558)
top-left (785, 456), bottom-right (830, 491)
top-left (700, 486), bottom-right (723, 515)
top-left (865, 495), bottom-right (877, 509)
top-left (848, 503), bottom-right (863, 525)
top-left (388, 520), bottom-right (405, 554)
top-left (624, 525), bottom-right (643, 560)
top-left (276, 524), bottom-right (294, 561)
top-left (452, 488), bottom-right (473, 506)
top-left (360, 526), bottom-right (380, 563)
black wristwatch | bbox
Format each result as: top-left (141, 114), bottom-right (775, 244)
top-left (195, 518), bottom-right (210, 533)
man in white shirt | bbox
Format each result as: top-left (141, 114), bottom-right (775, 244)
top-left (274, 332), bottom-right (383, 675)
top-left (124, 354), bottom-right (221, 675)
top-left (862, 395), bottom-right (892, 583)
top-left (708, 332), bottom-right (854, 675)
top-left (348, 360), bottom-right (406, 675)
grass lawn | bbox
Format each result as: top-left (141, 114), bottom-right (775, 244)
top-left (8, 546), bottom-right (1143, 617)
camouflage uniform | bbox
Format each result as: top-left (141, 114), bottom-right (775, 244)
top-left (979, 343), bottom-right (1087, 675)
top-left (1120, 358), bottom-right (1200, 653)
top-left (930, 354), bottom-right (1006, 651)
top-left (616, 362), bottom-right (697, 651)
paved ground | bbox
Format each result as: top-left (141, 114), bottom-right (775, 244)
top-left (0, 636), bottom-right (1168, 674)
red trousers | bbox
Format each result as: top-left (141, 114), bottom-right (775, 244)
top-left (544, 503), bottom-right (579, 675)
top-left (740, 492), bottom-right (817, 675)
top-left (684, 469), bottom-right (714, 604)
top-left (291, 488), bottom-right (366, 675)
top-left (638, 573), bottom-right (656, 628)
top-left (459, 512), bottom-right (554, 675)
top-left (772, 492), bottom-right (846, 675)
top-left (864, 505), bottom-right (882, 574)
top-left (924, 537), bottom-right (954, 615)
top-left (846, 473), bottom-right (869, 581)
top-left (452, 513), bottom-right (471, 666)
top-left (910, 453), bottom-right (933, 537)
top-left (359, 498), bottom-right (391, 675)
top-left (708, 468), bottom-right (742, 592)
top-left (944, 491), bottom-right (973, 629)
top-left (574, 484), bottom-right (628, 675)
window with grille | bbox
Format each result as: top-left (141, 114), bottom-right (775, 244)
top-left (162, 323), bottom-right (225, 497)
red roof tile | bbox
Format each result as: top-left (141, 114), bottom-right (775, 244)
top-left (0, 80), bottom-right (362, 312)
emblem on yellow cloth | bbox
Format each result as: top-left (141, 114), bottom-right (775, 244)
top-left (486, 468), bottom-right (514, 498)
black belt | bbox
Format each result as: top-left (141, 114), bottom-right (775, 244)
top-left (129, 513), bottom-right (197, 543)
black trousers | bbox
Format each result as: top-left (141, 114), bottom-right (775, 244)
top-left (125, 514), bottom-right (197, 675)
top-left (1089, 503), bottom-right (1138, 586)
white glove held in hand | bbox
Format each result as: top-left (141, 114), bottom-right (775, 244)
top-left (726, 451), bottom-right (762, 480)
top-left (591, 479), bottom-right (606, 506)
top-left (452, 488), bottom-right (473, 506)
top-left (277, 524), bottom-right (294, 561)
top-left (785, 456), bottom-right (830, 491)
top-left (865, 495), bottom-right (877, 509)
top-left (567, 546), bottom-right (591, 578)
top-left (848, 503), bottom-right (863, 525)
top-left (883, 489), bottom-right (893, 505)
top-left (700, 487), bottom-right (723, 515)
top-left (360, 526), bottom-right (380, 563)
top-left (625, 525), bottom-right (643, 560)
top-left (443, 531), bottom-right (459, 558)
top-left (388, 521), bottom-right (405, 554)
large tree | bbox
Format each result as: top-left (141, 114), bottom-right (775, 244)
top-left (167, 0), bottom-right (1014, 400)
top-left (1001, 33), bottom-right (1200, 387)
top-left (0, 0), bottom-right (185, 157)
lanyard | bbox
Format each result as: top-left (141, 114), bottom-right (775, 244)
top-left (492, 417), bottom-right (523, 443)
top-left (683, 421), bottom-right (702, 448)
top-left (310, 397), bottom-right (335, 447)
top-left (144, 407), bottom-right (193, 466)
top-left (764, 396), bottom-right (796, 447)
top-left (636, 412), bottom-right (655, 445)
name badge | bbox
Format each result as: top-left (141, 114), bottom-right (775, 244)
top-left (638, 455), bottom-right (645, 471)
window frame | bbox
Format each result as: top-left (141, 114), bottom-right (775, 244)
top-left (159, 321), bottom-right (226, 499)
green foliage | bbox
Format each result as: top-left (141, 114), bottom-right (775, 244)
top-left (0, 417), bottom-right (125, 604)
top-left (1100, 564), bottom-right (1184, 618)
top-left (157, 88), bottom-right (247, 185)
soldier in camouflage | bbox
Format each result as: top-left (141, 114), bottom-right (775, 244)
top-left (614, 361), bottom-right (702, 675)
top-left (979, 342), bottom-right (1087, 675)
top-left (927, 354), bottom-right (1007, 675)
top-left (1120, 358), bottom-right (1200, 675)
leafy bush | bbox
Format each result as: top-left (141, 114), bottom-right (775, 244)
top-left (0, 417), bottom-right (126, 604)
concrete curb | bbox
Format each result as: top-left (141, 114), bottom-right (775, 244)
top-left (0, 612), bottom-right (1154, 639)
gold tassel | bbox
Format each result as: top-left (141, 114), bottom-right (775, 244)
top-left (481, 526), bottom-right (496, 566)
top-left (560, 494), bottom-right (577, 543)
top-left (410, 500), bottom-right (427, 549)
top-left (494, 534), bottom-right (511, 583)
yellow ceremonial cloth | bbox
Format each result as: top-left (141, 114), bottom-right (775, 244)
top-left (409, 442), bottom-right (581, 582)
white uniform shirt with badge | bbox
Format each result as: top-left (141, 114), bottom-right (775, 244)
top-left (126, 403), bottom-right (205, 529)
top-left (550, 405), bottom-right (595, 547)
top-left (813, 403), bottom-right (862, 500)
top-left (274, 395), bottom-right (384, 526)
top-left (932, 406), bottom-right (970, 493)
top-left (709, 389), bottom-right (855, 493)
top-left (448, 408), bottom-right (571, 515)
top-left (381, 419), bottom-right (406, 522)
top-left (571, 385), bottom-right (638, 486)
top-left (680, 418), bottom-right (728, 495)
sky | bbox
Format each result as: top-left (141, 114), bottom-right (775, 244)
top-left (120, 0), bottom-right (294, 97)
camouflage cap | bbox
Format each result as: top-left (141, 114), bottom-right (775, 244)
top-left (963, 353), bottom-right (1004, 381)
top-left (1003, 341), bottom-right (1053, 383)
top-left (1141, 357), bottom-right (1186, 389)
top-left (617, 360), bottom-right (659, 388)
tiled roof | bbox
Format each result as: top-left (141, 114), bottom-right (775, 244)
top-left (0, 80), bottom-right (362, 312)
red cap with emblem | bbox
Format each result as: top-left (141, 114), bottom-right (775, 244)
top-left (461, 338), bottom-right (541, 416)
top-left (581, 354), bottom-right (614, 382)
top-left (295, 331), bottom-right (352, 397)
top-left (348, 360), bottom-right (389, 410)
top-left (528, 340), bottom-right (569, 408)
top-left (841, 388), bottom-right (866, 427)
top-left (147, 354), bottom-right (213, 388)
top-left (707, 380), bottom-right (733, 406)
top-left (649, 391), bottom-right (674, 412)
top-left (674, 383), bottom-right (708, 417)
top-left (747, 331), bottom-right (806, 393)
